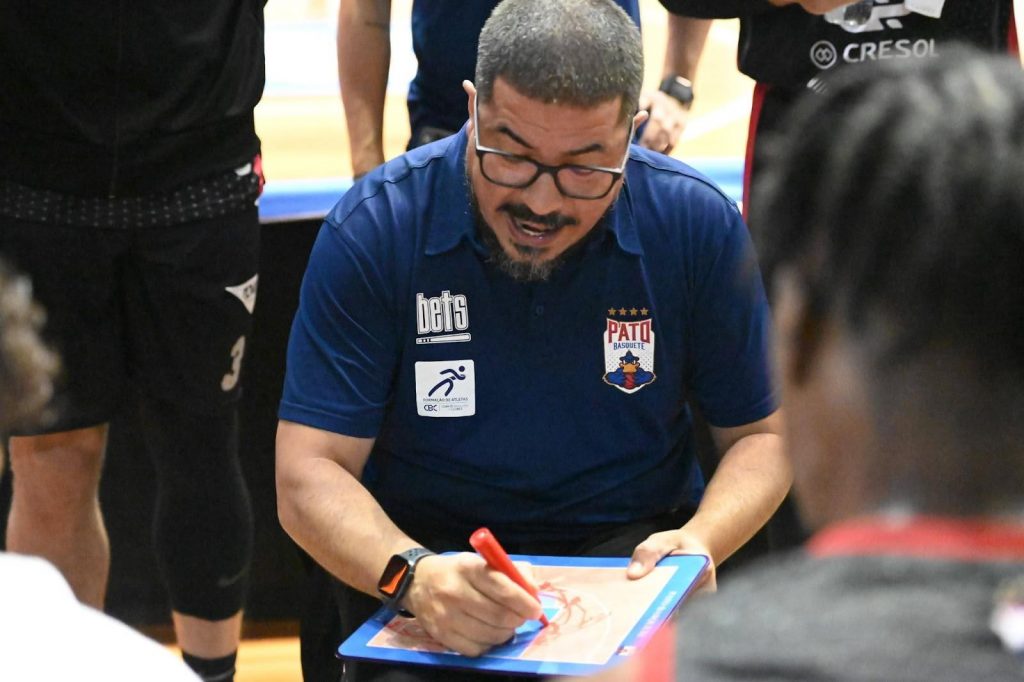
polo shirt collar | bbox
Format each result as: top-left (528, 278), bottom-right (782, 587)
top-left (424, 126), bottom-right (643, 258)
top-left (424, 126), bottom-right (482, 256)
top-left (607, 171), bottom-right (643, 256)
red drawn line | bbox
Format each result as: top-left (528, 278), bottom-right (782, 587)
top-left (523, 582), bottom-right (609, 654)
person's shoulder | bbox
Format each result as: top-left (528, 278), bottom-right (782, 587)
top-left (673, 551), bottom-right (834, 680)
top-left (684, 550), bottom-right (813, 615)
top-left (676, 552), bottom-right (1024, 681)
top-left (0, 552), bottom-right (75, 604)
top-left (0, 552), bottom-right (200, 681)
top-left (626, 145), bottom-right (741, 212)
top-left (71, 607), bottom-right (201, 680)
top-left (326, 134), bottom-right (463, 231)
top-left (621, 147), bottom-right (746, 258)
top-left (677, 551), bottom-right (823, 639)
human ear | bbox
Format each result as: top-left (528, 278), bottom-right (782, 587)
top-left (773, 269), bottom-right (823, 386)
top-left (463, 80), bottom-right (477, 134)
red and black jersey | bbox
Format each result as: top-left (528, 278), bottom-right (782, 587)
top-left (660, 0), bottom-right (1017, 89)
top-left (660, 1), bottom-right (1018, 216)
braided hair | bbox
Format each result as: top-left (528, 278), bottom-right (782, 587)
top-left (754, 47), bottom-right (1024, 384)
top-left (0, 260), bottom-right (57, 431)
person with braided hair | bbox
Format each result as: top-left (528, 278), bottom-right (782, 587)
top-left (582, 47), bottom-right (1024, 682)
top-left (657, 0), bottom-right (1018, 559)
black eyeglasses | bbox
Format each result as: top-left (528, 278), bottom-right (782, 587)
top-left (472, 98), bottom-right (633, 200)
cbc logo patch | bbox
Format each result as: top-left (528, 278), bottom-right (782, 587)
top-left (415, 360), bottom-right (475, 417)
top-left (810, 40), bottom-right (839, 69)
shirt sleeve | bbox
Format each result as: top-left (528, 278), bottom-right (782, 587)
top-left (278, 204), bottom-right (402, 438)
top-left (685, 198), bottom-right (778, 428)
top-left (658, 0), bottom-right (777, 18)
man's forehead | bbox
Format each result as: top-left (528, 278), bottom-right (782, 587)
top-left (481, 79), bottom-right (625, 141)
top-left (488, 77), bottom-right (623, 113)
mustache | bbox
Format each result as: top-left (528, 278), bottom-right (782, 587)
top-left (499, 203), bottom-right (577, 231)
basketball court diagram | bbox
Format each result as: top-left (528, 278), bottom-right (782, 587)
top-left (340, 555), bottom-right (708, 676)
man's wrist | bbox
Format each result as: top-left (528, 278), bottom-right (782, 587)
top-left (377, 547), bottom-right (436, 616)
top-left (658, 75), bottom-right (695, 109)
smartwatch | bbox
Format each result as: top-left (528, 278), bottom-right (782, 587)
top-left (377, 547), bottom-right (436, 616)
top-left (658, 75), bottom-right (695, 108)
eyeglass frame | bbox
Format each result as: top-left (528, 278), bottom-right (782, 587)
top-left (471, 97), bottom-right (635, 200)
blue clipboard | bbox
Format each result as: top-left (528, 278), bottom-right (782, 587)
top-left (338, 553), bottom-right (708, 677)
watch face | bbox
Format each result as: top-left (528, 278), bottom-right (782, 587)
top-left (378, 554), bottom-right (412, 598)
top-left (659, 76), bottom-right (694, 106)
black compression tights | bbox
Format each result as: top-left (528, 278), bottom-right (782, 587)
top-left (138, 398), bottom-right (254, 620)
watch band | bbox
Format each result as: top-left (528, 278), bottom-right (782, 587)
top-left (377, 547), bottom-right (436, 616)
top-left (658, 75), bottom-right (694, 108)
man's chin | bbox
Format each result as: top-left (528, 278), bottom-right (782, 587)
top-left (469, 192), bottom-right (571, 282)
top-left (511, 241), bottom-right (547, 258)
top-left (477, 213), bottom-right (559, 281)
top-left (495, 248), bottom-right (557, 282)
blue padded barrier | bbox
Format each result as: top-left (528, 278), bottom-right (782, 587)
top-left (258, 157), bottom-right (744, 224)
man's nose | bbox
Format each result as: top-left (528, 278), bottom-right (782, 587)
top-left (520, 170), bottom-right (565, 218)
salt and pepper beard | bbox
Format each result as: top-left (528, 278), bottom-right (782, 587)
top-left (466, 168), bottom-right (615, 282)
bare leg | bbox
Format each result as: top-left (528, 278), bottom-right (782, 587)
top-left (173, 611), bottom-right (244, 659)
top-left (6, 425), bottom-right (110, 608)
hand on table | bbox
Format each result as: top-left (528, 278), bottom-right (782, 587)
top-left (626, 527), bottom-right (717, 592)
top-left (402, 553), bottom-right (544, 657)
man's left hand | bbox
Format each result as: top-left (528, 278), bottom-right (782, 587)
top-left (625, 528), bottom-right (717, 591)
top-left (637, 89), bottom-right (690, 155)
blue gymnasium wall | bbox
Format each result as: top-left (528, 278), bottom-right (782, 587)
top-left (257, 159), bottom-right (744, 222)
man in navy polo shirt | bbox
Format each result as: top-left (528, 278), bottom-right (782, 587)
top-left (278, 0), bottom-right (790, 679)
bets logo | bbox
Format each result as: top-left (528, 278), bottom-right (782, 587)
top-left (415, 290), bottom-right (471, 344)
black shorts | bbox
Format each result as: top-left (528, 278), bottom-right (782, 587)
top-left (0, 208), bottom-right (260, 433)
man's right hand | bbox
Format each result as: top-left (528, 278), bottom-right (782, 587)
top-left (402, 553), bottom-right (544, 657)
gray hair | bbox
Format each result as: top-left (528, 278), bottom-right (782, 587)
top-left (475, 0), bottom-right (643, 120)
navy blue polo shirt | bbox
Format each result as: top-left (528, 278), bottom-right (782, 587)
top-left (280, 127), bottom-right (776, 544)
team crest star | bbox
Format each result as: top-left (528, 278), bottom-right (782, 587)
top-left (608, 307), bottom-right (617, 316)
top-left (640, 307), bottom-right (649, 316)
top-left (618, 307), bottom-right (627, 315)
top-left (629, 307), bottom-right (638, 316)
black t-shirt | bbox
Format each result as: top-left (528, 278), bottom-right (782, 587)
top-left (661, 0), bottom-right (1015, 89)
top-left (0, 2), bottom-right (266, 196)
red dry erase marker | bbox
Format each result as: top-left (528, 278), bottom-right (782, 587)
top-left (470, 527), bottom-right (550, 626)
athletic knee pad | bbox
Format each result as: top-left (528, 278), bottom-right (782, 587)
top-left (139, 400), bottom-right (254, 620)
